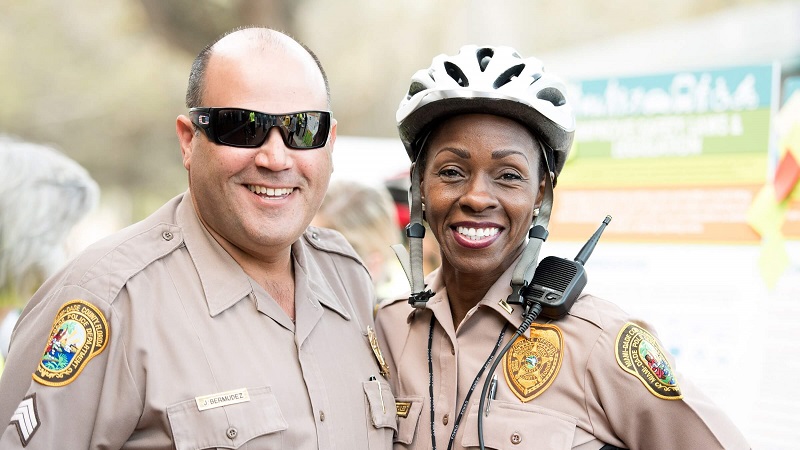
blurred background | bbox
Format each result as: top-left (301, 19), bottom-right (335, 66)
top-left (2, 1), bottom-right (800, 447)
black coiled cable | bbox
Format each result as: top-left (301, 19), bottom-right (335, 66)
top-left (477, 299), bottom-right (543, 450)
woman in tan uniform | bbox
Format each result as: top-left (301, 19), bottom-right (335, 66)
top-left (374, 45), bottom-right (750, 450)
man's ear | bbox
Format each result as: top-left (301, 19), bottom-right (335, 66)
top-left (176, 115), bottom-right (195, 170)
top-left (327, 118), bottom-right (337, 174)
top-left (328, 118), bottom-right (337, 149)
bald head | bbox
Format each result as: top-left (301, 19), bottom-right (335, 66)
top-left (185, 27), bottom-right (330, 109)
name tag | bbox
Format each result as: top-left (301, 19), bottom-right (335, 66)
top-left (396, 401), bottom-right (412, 418)
top-left (195, 388), bottom-right (250, 411)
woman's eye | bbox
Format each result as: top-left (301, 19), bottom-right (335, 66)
top-left (500, 172), bottom-right (523, 181)
top-left (438, 168), bottom-right (461, 178)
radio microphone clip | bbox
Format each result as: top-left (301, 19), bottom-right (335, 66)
top-left (509, 215), bottom-right (612, 319)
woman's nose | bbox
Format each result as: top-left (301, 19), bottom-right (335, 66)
top-left (459, 175), bottom-right (498, 212)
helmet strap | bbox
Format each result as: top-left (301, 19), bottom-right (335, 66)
top-left (392, 158), bottom-right (434, 308)
top-left (507, 144), bottom-right (555, 304)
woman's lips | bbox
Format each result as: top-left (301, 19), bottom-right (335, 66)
top-left (451, 225), bottom-right (501, 249)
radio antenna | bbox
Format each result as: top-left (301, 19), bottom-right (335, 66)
top-left (574, 215), bottom-right (612, 266)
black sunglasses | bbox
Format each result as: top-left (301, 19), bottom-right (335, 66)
top-left (189, 107), bottom-right (332, 149)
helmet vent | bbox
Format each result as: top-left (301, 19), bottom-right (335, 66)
top-left (537, 87), bottom-right (566, 106)
top-left (493, 64), bottom-right (525, 89)
top-left (408, 81), bottom-right (427, 98)
top-left (444, 61), bottom-right (469, 87)
top-left (476, 48), bottom-right (494, 72)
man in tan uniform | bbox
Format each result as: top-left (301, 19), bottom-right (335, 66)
top-left (0, 27), bottom-right (395, 449)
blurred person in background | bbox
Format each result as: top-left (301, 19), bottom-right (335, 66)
top-left (312, 179), bottom-right (408, 305)
top-left (0, 136), bottom-right (99, 374)
top-left (375, 45), bottom-right (749, 449)
top-left (0, 27), bottom-right (394, 449)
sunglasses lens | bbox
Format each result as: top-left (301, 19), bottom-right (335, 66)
top-left (215, 109), bottom-right (269, 147)
top-left (201, 108), bottom-right (330, 149)
top-left (282, 112), bottom-right (330, 149)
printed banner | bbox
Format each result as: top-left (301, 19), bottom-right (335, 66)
top-left (552, 64), bottom-right (779, 243)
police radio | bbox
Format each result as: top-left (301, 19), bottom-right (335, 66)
top-left (510, 215), bottom-right (612, 319)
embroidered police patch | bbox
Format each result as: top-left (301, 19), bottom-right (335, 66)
top-left (615, 322), bottom-right (682, 400)
top-left (33, 299), bottom-right (109, 387)
top-left (503, 324), bottom-right (563, 402)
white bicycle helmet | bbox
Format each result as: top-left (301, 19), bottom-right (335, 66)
top-left (392, 45), bottom-right (576, 308)
top-left (397, 44), bottom-right (574, 177)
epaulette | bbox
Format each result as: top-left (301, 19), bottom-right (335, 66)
top-left (567, 292), bottom-right (630, 331)
top-left (65, 221), bottom-right (185, 304)
top-left (303, 226), bottom-right (367, 269)
top-left (376, 294), bottom-right (411, 310)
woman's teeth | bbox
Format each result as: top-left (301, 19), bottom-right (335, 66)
top-left (456, 226), bottom-right (499, 240)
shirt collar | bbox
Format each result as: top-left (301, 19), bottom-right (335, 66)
top-left (413, 255), bottom-right (533, 339)
top-left (292, 235), bottom-right (351, 321)
top-left (177, 194), bottom-right (253, 317)
top-left (178, 193), bottom-right (351, 320)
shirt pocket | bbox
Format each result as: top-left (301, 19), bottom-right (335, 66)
top-left (392, 395), bottom-right (424, 446)
top-left (363, 380), bottom-right (398, 449)
top-left (167, 386), bottom-right (288, 450)
top-left (461, 400), bottom-right (577, 450)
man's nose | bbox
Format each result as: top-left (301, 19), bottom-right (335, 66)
top-left (254, 127), bottom-right (292, 171)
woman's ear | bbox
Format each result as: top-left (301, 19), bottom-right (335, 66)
top-left (411, 162), bottom-right (425, 199)
top-left (534, 175), bottom-right (547, 211)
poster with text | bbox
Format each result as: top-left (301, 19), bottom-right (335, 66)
top-left (552, 64), bottom-right (779, 243)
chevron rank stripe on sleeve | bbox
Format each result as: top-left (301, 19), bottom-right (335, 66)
top-left (10, 394), bottom-right (40, 446)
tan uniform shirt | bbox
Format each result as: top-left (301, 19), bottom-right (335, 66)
top-left (0, 193), bottom-right (395, 449)
top-left (375, 263), bottom-right (750, 450)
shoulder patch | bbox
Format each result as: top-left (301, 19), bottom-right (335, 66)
top-left (503, 324), bottom-right (563, 402)
top-left (615, 322), bottom-right (682, 400)
top-left (34, 300), bottom-right (109, 387)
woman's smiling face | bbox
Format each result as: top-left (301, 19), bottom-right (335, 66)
top-left (421, 113), bottom-right (545, 279)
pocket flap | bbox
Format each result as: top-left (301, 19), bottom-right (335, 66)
top-left (461, 400), bottom-right (577, 449)
top-left (167, 386), bottom-right (288, 450)
top-left (393, 395), bottom-right (424, 445)
top-left (363, 380), bottom-right (398, 431)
